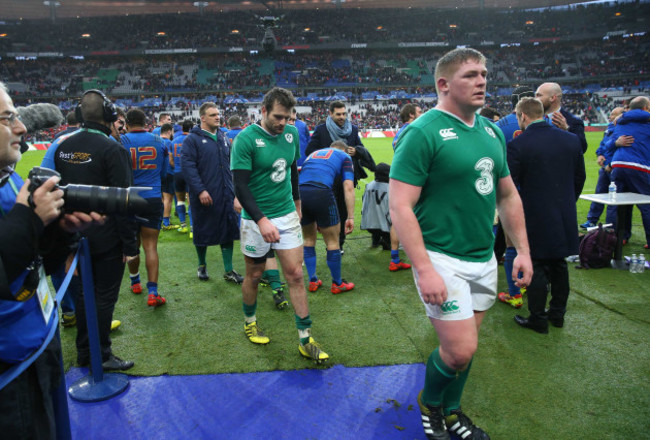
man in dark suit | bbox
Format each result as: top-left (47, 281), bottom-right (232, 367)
top-left (508, 97), bottom-right (586, 333)
top-left (536, 82), bottom-right (588, 154)
top-left (305, 101), bottom-right (375, 250)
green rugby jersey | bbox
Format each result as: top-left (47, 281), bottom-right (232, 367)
top-left (231, 123), bottom-right (300, 220)
top-left (391, 109), bottom-right (509, 262)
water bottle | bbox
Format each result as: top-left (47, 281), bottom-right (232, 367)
top-left (608, 181), bottom-right (617, 200)
top-left (639, 255), bottom-right (646, 274)
top-left (630, 254), bottom-right (638, 273)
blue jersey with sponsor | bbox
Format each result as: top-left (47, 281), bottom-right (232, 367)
top-left (172, 132), bottom-right (189, 174)
top-left (299, 148), bottom-right (354, 189)
top-left (121, 130), bottom-right (166, 198)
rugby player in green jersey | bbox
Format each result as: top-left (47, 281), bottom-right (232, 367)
top-left (390, 48), bottom-right (533, 440)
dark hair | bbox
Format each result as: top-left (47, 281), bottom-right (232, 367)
top-left (261, 87), bottom-right (296, 113)
top-left (66, 111), bottom-right (78, 126)
top-left (511, 86), bottom-right (535, 108)
top-left (182, 119), bottom-right (194, 132)
top-left (125, 108), bottom-right (146, 127)
top-left (160, 123), bottom-right (173, 134)
top-left (399, 103), bottom-right (419, 124)
top-left (329, 100), bottom-right (346, 114)
top-left (158, 112), bottom-right (171, 122)
top-left (479, 107), bottom-right (501, 121)
top-left (374, 163), bottom-right (390, 183)
top-left (228, 115), bottom-right (242, 128)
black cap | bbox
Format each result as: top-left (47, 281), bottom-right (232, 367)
top-left (511, 86), bottom-right (535, 108)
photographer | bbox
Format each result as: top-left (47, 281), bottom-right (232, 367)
top-left (48, 89), bottom-right (138, 371)
top-left (0, 82), bottom-right (102, 438)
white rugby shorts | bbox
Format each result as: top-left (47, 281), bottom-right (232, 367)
top-left (412, 250), bottom-right (497, 321)
top-left (240, 211), bottom-right (303, 258)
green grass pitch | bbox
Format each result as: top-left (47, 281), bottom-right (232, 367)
top-left (14, 131), bottom-right (649, 439)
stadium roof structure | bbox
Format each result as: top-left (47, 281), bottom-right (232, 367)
top-left (2, 0), bottom-right (592, 20)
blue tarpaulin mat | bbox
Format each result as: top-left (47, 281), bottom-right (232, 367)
top-left (66, 363), bottom-right (431, 439)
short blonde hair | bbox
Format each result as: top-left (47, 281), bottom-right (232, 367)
top-left (515, 97), bottom-right (544, 120)
top-left (434, 48), bottom-right (486, 95)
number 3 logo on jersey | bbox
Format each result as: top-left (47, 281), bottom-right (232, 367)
top-left (474, 157), bottom-right (494, 195)
top-left (271, 158), bottom-right (287, 183)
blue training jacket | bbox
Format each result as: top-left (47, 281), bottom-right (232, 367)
top-left (608, 109), bottom-right (650, 173)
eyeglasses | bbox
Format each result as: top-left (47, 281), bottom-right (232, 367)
top-left (0, 112), bottom-right (22, 127)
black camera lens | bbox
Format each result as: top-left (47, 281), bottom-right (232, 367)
top-left (63, 184), bottom-right (150, 216)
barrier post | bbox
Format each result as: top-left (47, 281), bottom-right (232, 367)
top-left (52, 328), bottom-right (72, 440)
top-left (68, 238), bottom-right (129, 402)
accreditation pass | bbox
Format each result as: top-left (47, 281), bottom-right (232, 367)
top-left (36, 266), bottom-right (55, 324)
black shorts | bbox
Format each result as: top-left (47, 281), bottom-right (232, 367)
top-left (137, 197), bottom-right (164, 230)
top-left (161, 174), bottom-right (175, 195)
top-left (299, 185), bottom-right (339, 227)
top-left (174, 173), bottom-right (187, 194)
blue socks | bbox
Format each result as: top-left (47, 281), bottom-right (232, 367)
top-left (304, 246), bottom-right (317, 281)
top-left (147, 281), bottom-right (158, 297)
top-left (177, 203), bottom-right (187, 224)
top-left (130, 273), bottom-right (140, 286)
top-left (391, 250), bottom-right (400, 264)
top-left (504, 247), bottom-right (520, 296)
top-left (162, 217), bottom-right (171, 227)
top-left (326, 249), bottom-right (342, 285)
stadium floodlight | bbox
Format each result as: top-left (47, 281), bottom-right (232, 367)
top-left (193, 1), bottom-right (209, 15)
top-left (43, 1), bottom-right (60, 23)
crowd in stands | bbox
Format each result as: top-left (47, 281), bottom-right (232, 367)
top-left (3, 33), bottom-right (648, 101)
top-left (1, 3), bottom-right (647, 53)
top-left (4, 2), bottom-right (649, 138)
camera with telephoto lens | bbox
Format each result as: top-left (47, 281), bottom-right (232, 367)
top-left (27, 166), bottom-right (151, 216)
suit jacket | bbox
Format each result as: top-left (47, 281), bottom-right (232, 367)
top-left (560, 108), bottom-right (588, 154)
top-left (507, 121), bottom-right (586, 259)
top-left (305, 123), bottom-right (375, 184)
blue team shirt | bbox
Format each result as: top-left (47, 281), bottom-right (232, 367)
top-left (294, 119), bottom-right (311, 167)
top-left (121, 130), bottom-right (166, 198)
top-left (41, 129), bottom-right (81, 170)
top-left (392, 123), bottom-right (410, 150)
top-left (162, 138), bottom-right (174, 172)
top-left (172, 132), bottom-right (189, 173)
top-left (496, 113), bottom-right (523, 142)
top-left (299, 148), bottom-right (354, 189)
top-left (226, 128), bottom-right (243, 144)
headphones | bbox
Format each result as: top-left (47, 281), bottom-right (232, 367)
top-left (75, 89), bottom-right (118, 124)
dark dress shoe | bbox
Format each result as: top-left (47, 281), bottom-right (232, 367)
top-left (514, 315), bottom-right (548, 334)
top-left (102, 355), bottom-right (134, 371)
top-left (548, 317), bottom-right (564, 328)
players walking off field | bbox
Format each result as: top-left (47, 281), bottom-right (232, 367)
top-left (390, 48), bottom-right (533, 440)
top-left (121, 109), bottom-right (168, 307)
top-left (231, 87), bottom-right (329, 363)
top-left (299, 140), bottom-right (356, 294)
top-left (182, 102), bottom-right (244, 285)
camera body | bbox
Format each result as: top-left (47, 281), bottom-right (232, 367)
top-left (27, 166), bottom-right (151, 216)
